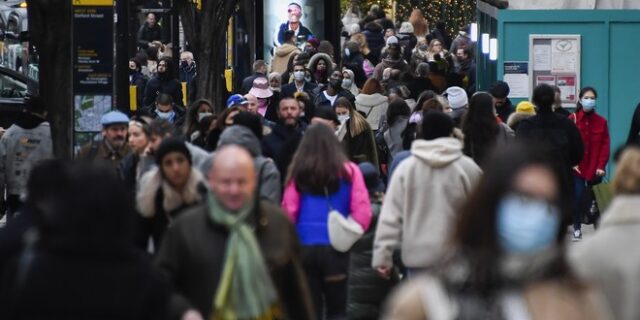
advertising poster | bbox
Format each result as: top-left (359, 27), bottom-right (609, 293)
top-left (536, 75), bottom-right (556, 86)
top-left (557, 75), bottom-right (577, 102)
top-left (263, 0), bottom-right (325, 63)
top-left (503, 62), bottom-right (529, 98)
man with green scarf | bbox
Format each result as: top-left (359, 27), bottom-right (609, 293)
top-left (156, 145), bottom-right (314, 320)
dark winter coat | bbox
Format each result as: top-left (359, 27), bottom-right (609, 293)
top-left (281, 81), bottom-right (317, 98)
top-left (137, 22), bottom-right (163, 49)
top-left (136, 167), bottom-right (208, 251)
top-left (155, 200), bottom-right (315, 320)
top-left (130, 71), bottom-right (148, 110)
top-left (363, 25), bottom-right (385, 62)
top-left (626, 102), bottom-right (640, 146)
top-left (347, 196), bottom-right (399, 319)
top-left (0, 245), bottom-right (170, 320)
top-left (143, 76), bottom-right (184, 108)
top-left (341, 121), bottom-right (379, 169)
top-left (396, 32), bottom-right (417, 62)
top-left (569, 109), bottom-right (610, 182)
top-left (262, 121), bottom-right (307, 183)
top-left (496, 98), bottom-right (515, 124)
top-left (517, 109), bottom-right (584, 200)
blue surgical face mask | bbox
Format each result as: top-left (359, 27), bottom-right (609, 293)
top-left (581, 98), bottom-right (596, 111)
top-left (342, 79), bottom-right (353, 89)
top-left (156, 109), bottom-right (175, 120)
top-left (497, 194), bottom-right (560, 254)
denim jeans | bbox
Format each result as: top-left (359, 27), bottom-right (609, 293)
top-left (574, 176), bottom-right (587, 231)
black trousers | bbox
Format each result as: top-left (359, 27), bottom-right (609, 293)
top-left (5, 194), bottom-right (22, 222)
top-left (301, 245), bottom-right (349, 320)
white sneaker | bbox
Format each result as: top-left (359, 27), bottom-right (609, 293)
top-left (573, 229), bottom-right (582, 241)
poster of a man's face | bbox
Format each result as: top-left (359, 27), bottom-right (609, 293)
top-left (288, 3), bottom-right (302, 23)
top-left (264, 1), bottom-right (324, 62)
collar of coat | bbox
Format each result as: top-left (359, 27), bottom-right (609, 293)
top-left (137, 167), bottom-right (206, 218)
top-left (600, 195), bottom-right (640, 227)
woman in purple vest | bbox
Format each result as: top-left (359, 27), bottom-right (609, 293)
top-left (282, 124), bottom-right (372, 319)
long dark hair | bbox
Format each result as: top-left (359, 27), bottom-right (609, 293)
top-left (184, 99), bottom-right (213, 138)
top-left (462, 92), bottom-right (499, 166)
top-left (288, 124), bottom-right (350, 194)
top-left (386, 98), bottom-right (410, 126)
top-left (448, 142), bottom-right (576, 295)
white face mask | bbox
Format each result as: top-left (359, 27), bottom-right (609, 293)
top-left (294, 71), bottom-right (305, 81)
top-left (198, 112), bottom-right (213, 122)
top-left (338, 114), bottom-right (350, 123)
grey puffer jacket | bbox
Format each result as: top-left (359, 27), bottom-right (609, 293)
top-left (215, 126), bottom-right (282, 203)
top-left (0, 114), bottom-right (53, 199)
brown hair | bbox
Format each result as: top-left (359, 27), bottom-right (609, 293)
top-left (422, 98), bottom-right (444, 112)
top-left (449, 143), bottom-right (577, 295)
top-left (361, 78), bottom-right (384, 95)
top-left (612, 146), bottom-right (640, 195)
top-left (335, 97), bottom-right (370, 137)
top-left (350, 33), bottom-right (370, 52)
top-left (288, 124), bottom-right (349, 194)
top-left (213, 106), bottom-right (240, 131)
top-left (409, 9), bottom-right (428, 37)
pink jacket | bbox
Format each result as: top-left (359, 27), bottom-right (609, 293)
top-left (281, 162), bottom-right (372, 231)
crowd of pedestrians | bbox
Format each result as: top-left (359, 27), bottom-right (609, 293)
top-left (4, 3), bottom-right (640, 320)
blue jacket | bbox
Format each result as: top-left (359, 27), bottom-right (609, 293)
top-left (296, 180), bottom-right (351, 245)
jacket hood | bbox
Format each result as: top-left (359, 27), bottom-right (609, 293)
top-left (506, 112), bottom-right (534, 129)
top-left (355, 93), bottom-right (388, 107)
top-left (218, 126), bottom-right (261, 157)
top-left (307, 52), bottom-right (334, 75)
top-left (276, 43), bottom-right (300, 57)
top-left (411, 137), bottom-right (463, 167)
top-left (600, 196), bottom-right (640, 227)
top-left (137, 167), bottom-right (205, 218)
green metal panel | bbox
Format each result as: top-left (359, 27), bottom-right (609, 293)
top-left (493, 10), bottom-right (640, 168)
top-left (609, 22), bottom-right (640, 151)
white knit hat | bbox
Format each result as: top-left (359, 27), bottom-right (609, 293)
top-left (386, 36), bottom-right (399, 45)
top-left (399, 22), bottom-right (414, 34)
top-left (446, 86), bottom-right (469, 109)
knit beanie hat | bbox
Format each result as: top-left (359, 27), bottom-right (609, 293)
top-left (155, 138), bottom-right (192, 166)
top-left (446, 86), bottom-right (469, 109)
top-left (313, 106), bottom-right (340, 126)
top-left (422, 110), bottom-right (454, 140)
top-left (489, 81), bottom-right (510, 98)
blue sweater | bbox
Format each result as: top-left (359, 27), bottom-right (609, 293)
top-left (296, 180), bottom-right (351, 245)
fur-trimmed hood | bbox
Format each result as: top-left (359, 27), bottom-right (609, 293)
top-left (136, 167), bottom-right (206, 218)
top-left (307, 52), bottom-right (334, 75)
top-left (507, 111), bottom-right (534, 129)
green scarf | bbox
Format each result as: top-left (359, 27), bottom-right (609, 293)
top-left (207, 192), bottom-right (280, 320)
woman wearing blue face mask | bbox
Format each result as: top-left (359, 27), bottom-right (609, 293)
top-left (569, 87), bottom-right (610, 241)
top-left (382, 143), bottom-right (612, 320)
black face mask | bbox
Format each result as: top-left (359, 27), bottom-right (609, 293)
top-left (329, 79), bottom-right (343, 90)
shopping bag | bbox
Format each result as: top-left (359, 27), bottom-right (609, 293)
top-left (592, 182), bottom-right (613, 212)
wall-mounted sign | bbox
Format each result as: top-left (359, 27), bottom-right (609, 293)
top-left (529, 34), bottom-right (581, 106)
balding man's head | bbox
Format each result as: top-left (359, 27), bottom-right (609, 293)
top-left (208, 145), bottom-right (256, 211)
